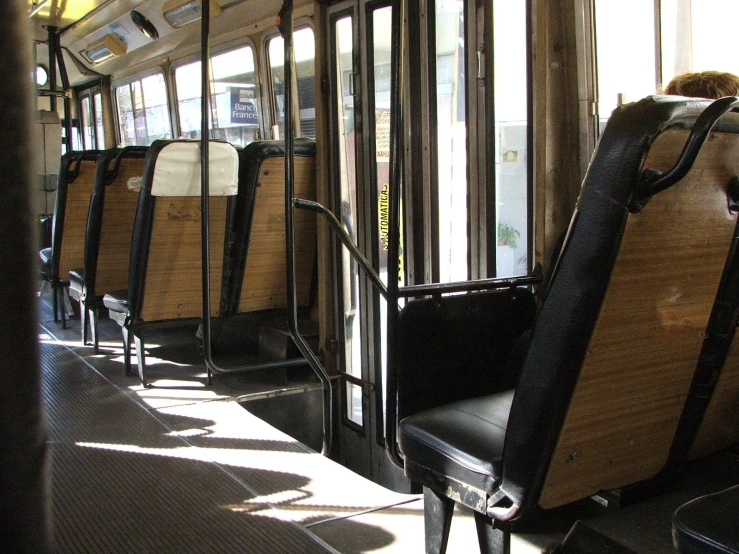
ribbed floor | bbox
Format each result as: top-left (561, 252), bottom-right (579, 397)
top-left (41, 339), bottom-right (335, 553)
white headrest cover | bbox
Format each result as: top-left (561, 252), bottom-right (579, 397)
top-left (151, 141), bottom-right (238, 197)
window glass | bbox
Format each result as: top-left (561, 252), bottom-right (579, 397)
top-left (93, 92), bottom-right (105, 148)
top-left (267, 27), bottom-right (316, 139)
top-left (80, 96), bottom-right (94, 149)
top-left (661, 0), bottom-right (739, 86)
top-left (493, 0), bottom-right (528, 277)
top-left (435, 0), bottom-right (467, 283)
top-left (114, 72), bottom-right (171, 146)
top-left (333, 16), bottom-right (362, 426)
top-left (174, 45), bottom-right (259, 147)
top-left (594, 0), bottom-right (656, 132)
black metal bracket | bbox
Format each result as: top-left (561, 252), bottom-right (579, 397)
top-left (630, 96), bottom-right (739, 212)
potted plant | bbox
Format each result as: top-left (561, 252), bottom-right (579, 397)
top-left (497, 222), bottom-right (520, 249)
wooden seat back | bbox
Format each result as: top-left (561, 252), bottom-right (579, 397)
top-left (538, 124), bottom-right (739, 508)
top-left (85, 147), bottom-right (148, 298)
top-left (127, 140), bottom-right (239, 323)
top-left (52, 151), bottom-right (99, 280)
top-left (224, 139), bottom-right (317, 316)
top-left (490, 97), bottom-right (739, 514)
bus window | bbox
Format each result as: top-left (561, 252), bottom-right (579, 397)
top-left (493, 0), bottom-right (528, 277)
top-left (660, 0), bottom-right (739, 85)
top-left (594, 1), bottom-right (657, 135)
top-left (434, 0), bottom-right (467, 283)
top-left (174, 44), bottom-right (260, 147)
top-left (94, 92), bottom-right (104, 148)
top-left (80, 95), bottom-right (93, 149)
top-left (266, 27), bottom-right (316, 139)
top-left (114, 73), bottom-right (172, 146)
top-left (78, 89), bottom-right (105, 149)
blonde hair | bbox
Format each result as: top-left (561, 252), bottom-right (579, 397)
top-left (664, 71), bottom-right (739, 99)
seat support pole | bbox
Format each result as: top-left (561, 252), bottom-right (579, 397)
top-left (424, 487), bottom-right (455, 554)
top-left (474, 512), bottom-right (511, 554)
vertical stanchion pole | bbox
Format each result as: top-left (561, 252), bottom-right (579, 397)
top-left (385, 0), bottom-right (405, 468)
top-left (278, 0), bottom-right (333, 456)
top-left (200, 0), bottom-right (213, 384)
top-left (0, 1), bottom-right (51, 551)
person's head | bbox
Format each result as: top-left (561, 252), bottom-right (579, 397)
top-left (664, 71), bottom-right (739, 99)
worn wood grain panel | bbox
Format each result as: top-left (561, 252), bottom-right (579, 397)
top-left (539, 129), bottom-right (739, 509)
top-left (238, 155), bottom-right (317, 313)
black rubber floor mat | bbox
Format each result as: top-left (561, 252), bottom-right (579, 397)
top-left (40, 340), bottom-right (334, 553)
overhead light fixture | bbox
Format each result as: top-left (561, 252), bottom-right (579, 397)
top-left (162, 0), bottom-right (222, 29)
top-left (83, 34), bottom-right (126, 64)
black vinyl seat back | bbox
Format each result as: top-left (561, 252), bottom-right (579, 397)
top-left (222, 138), bottom-right (317, 317)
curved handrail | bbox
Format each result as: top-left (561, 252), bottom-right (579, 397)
top-left (631, 96), bottom-right (739, 211)
top-left (294, 198), bottom-right (388, 299)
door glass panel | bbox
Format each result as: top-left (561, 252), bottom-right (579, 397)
top-left (493, 0), bottom-right (528, 277)
top-left (267, 27), bottom-right (317, 139)
top-left (334, 15), bottom-right (362, 426)
top-left (594, 0), bottom-right (656, 133)
top-left (370, 4), bottom-right (393, 431)
top-left (435, 0), bottom-right (467, 283)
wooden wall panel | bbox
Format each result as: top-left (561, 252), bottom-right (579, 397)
top-left (539, 130), bottom-right (739, 509)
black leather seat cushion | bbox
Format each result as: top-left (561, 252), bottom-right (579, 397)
top-left (399, 389), bottom-right (513, 492)
top-left (673, 484), bottom-right (739, 554)
top-left (103, 290), bottom-right (128, 314)
top-left (68, 268), bottom-right (84, 296)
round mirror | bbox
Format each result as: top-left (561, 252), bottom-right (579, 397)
top-left (36, 65), bottom-right (48, 87)
top-left (131, 11), bottom-right (159, 40)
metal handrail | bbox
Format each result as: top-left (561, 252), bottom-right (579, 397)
top-left (631, 96), bottom-right (739, 211)
top-left (294, 198), bottom-right (388, 299)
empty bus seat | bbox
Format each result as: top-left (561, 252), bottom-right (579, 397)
top-left (39, 150), bottom-right (99, 326)
top-left (397, 96), bottom-right (739, 553)
top-left (102, 140), bottom-right (239, 386)
top-left (68, 146), bottom-right (148, 352)
top-left (220, 139), bottom-right (317, 357)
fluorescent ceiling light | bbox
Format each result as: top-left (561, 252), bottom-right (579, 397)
top-left (162, 0), bottom-right (222, 29)
top-left (83, 34), bottom-right (127, 64)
